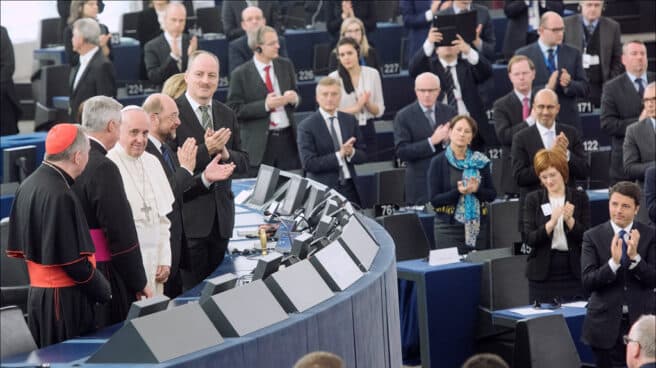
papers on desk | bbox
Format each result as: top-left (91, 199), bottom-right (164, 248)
top-left (508, 307), bottom-right (554, 316)
top-left (428, 247), bottom-right (460, 266)
top-left (235, 189), bottom-right (252, 205)
top-left (235, 212), bottom-right (265, 225)
top-left (561, 301), bottom-right (588, 308)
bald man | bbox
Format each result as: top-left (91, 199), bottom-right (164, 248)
top-left (516, 11), bottom-right (589, 132)
top-left (393, 72), bottom-right (457, 205)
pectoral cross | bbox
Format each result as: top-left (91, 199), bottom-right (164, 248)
top-left (141, 202), bottom-right (153, 223)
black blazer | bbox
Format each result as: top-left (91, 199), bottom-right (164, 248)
top-left (144, 33), bottom-right (190, 85)
top-left (136, 7), bottom-right (162, 48)
top-left (502, 0), bottom-right (564, 60)
top-left (581, 221), bottom-right (656, 349)
top-left (408, 48), bottom-right (493, 149)
top-left (173, 95), bottom-right (249, 239)
top-left (221, 0), bottom-right (281, 41)
top-left (1, 26), bottom-right (20, 135)
top-left (68, 49), bottom-right (116, 123)
top-left (325, 0), bottom-right (377, 41)
top-left (493, 91), bottom-right (533, 195)
top-left (516, 42), bottom-right (589, 132)
top-left (523, 187), bottom-right (590, 281)
top-left (393, 101), bottom-right (457, 205)
top-left (437, 3), bottom-right (496, 62)
top-left (646, 166), bottom-right (656, 225)
top-left (427, 151), bottom-right (497, 222)
top-left (600, 71), bottom-right (656, 183)
top-left (227, 57), bottom-right (298, 166)
top-left (227, 35), bottom-right (289, 74)
top-left (297, 111), bottom-right (367, 189)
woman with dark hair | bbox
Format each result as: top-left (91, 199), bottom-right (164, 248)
top-left (328, 37), bottom-right (384, 160)
top-left (63, 0), bottom-right (111, 67)
top-left (428, 115), bottom-right (496, 254)
top-left (523, 148), bottom-right (590, 304)
top-left (328, 17), bottom-right (380, 72)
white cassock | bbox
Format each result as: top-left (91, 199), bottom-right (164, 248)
top-left (108, 144), bottom-right (174, 295)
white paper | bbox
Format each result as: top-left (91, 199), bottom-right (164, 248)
top-left (235, 212), bottom-right (265, 225)
top-left (561, 301), bottom-right (588, 308)
top-left (428, 247), bottom-right (461, 266)
top-left (232, 226), bottom-right (260, 239)
top-left (541, 203), bottom-right (552, 216)
top-left (235, 189), bottom-right (253, 205)
top-left (508, 307), bottom-right (555, 316)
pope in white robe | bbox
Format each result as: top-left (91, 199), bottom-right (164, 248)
top-left (108, 106), bottom-right (175, 295)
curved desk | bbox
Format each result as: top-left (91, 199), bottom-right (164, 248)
top-left (2, 179), bottom-right (402, 368)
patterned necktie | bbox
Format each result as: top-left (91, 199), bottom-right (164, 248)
top-left (443, 66), bottom-right (457, 107)
top-left (160, 144), bottom-right (175, 172)
top-left (586, 23), bottom-right (595, 37)
top-left (199, 105), bottom-right (211, 130)
top-left (636, 78), bottom-right (645, 97)
top-left (618, 230), bottom-right (631, 268)
top-left (546, 48), bottom-right (557, 73)
top-left (328, 116), bottom-right (345, 184)
top-left (424, 109), bottom-right (436, 129)
top-left (522, 97), bottom-right (530, 120)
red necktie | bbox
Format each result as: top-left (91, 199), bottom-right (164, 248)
top-left (264, 65), bottom-right (277, 128)
top-left (522, 97), bottom-right (530, 120)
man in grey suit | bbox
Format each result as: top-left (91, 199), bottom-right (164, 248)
top-left (516, 11), bottom-right (589, 132)
top-left (624, 82), bottom-right (656, 186)
top-left (222, 0), bottom-right (281, 41)
top-left (144, 3), bottom-right (197, 85)
top-left (601, 40), bottom-right (655, 185)
top-left (69, 18), bottom-right (116, 123)
top-left (227, 26), bottom-right (300, 177)
top-left (563, 0), bottom-right (623, 107)
top-left (393, 72), bottom-right (456, 205)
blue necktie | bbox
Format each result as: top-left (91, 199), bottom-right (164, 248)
top-left (161, 144), bottom-right (175, 172)
top-left (547, 48), bottom-right (556, 74)
top-left (619, 230), bottom-right (630, 268)
top-left (636, 78), bottom-right (645, 97)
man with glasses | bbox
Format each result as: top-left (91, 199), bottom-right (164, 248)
top-left (227, 25), bottom-right (301, 177)
top-left (393, 72), bottom-right (456, 205)
top-left (625, 315), bottom-right (656, 368)
top-left (516, 11), bottom-right (589, 133)
top-left (581, 182), bottom-right (656, 368)
top-left (511, 89), bottom-right (589, 236)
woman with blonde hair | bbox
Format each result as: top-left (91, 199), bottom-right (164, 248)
top-left (161, 73), bottom-right (187, 99)
top-left (328, 17), bottom-right (380, 72)
top-left (63, 0), bottom-right (112, 67)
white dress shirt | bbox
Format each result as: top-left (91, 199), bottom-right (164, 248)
top-left (253, 57), bottom-right (291, 130)
top-left (319, 108), bottom-right (352, 180)
top-left (73, 46), bottom-right (99, 90)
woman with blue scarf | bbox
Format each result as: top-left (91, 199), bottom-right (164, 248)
top-left (428, 115), bottom-right (496, 254)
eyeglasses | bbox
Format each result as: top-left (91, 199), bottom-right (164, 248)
top-left (623, 335), bottom-right (640, 346)
top-left (643, 97), bottom-right (656, 103)
top-left (156, 112), bottom-right (179, 124)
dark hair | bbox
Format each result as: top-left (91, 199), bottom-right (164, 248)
top-left (449, 114), bottom-right (478, 137)
top-left (336, 37), bottom-right (360, 94)
top-left (609, 181), bottom-right (641, 207)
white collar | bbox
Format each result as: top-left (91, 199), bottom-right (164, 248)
top-left (536, 121), bottom-right (557, 136)
top-left (164, 31), bottom-right (182, 43)
top-left (185, 91), bottom-right (212, 111)
top-left (514, 89), bottom-right (532, 102)
top-left (253, 56), bottom-right (272, 73)
top-left (88, 135), bottom-right (107, 151)
top-left (79, 46), bottom-right (99, 65)
top-left (148, 135), bottom-right (163, 152)
top-left (439, 58), bottom-right (457, 68)
top-left (610, 221), bottom-right (634, 235)
top-left (319, 108), bottom-right (338, 122)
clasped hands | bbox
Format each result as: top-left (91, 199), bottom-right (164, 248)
top-left (457, 177), bottom-right (480, 194)
top-left (266, 90), bottom-right (298, 111)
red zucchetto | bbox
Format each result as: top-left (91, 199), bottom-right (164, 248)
top-left (46, 123), bottom-right (78, 155)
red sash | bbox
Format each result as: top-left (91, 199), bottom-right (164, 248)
top-left (26, 255), bottom-right (97, 288)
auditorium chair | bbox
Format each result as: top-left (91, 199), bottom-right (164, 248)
top-left (0, 218), bottom-right (29, 314)
top-left (376, 212), bottom-right (432, 261)
top-left (196, 7), bottom-right (222, 34)
top-left (31, 63), bottom-right (71, 131)
top-left (39, 17), bottom-right (62, 49)
top-left (0, 305), bottom-right (36, 359)
top-left (121, 11), bottom-right (140, 39)
top-left (512, 314), bottom-right (581, 368)
top-left (313, 43), bottom-right (331, 76)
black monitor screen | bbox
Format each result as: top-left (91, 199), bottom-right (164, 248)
top-left (250, 165), bottom-right (280, 205)
top-left (376, 169), bottom-right (405, 207)
top-left (2, 145), bottom-right (37, 183)
top-left (125, 295), bottom-right (170, 321)
top-left (278, 176), bottom-right (308, 216)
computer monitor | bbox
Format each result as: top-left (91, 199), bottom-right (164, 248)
top-left (303, 186), bottom-right (327, 217)
top-left (337, 213), bottom-right (379, 271)
top-left (375, 168), bottom-right (405, 207)
top-left (377, 213), bottom-right (431, 261)
top-left (199, 273), bottom-right (238, 304)
top-left (125, 295), bottom-right (170, 321)
top-left (249, 165), bottom-right (280, 206)
top-left (2, 145), bottom-right (37, 183)
top-left (278, 176), bottom-right (308, 216)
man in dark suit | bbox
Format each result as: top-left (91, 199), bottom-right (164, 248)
top-left (581, 182), bottom-right (656, 368)
top-left (400, 0), bottom-right (450, 68)
top-left (394, 72), bottom-right (456, 205)
top-left (502, 0), bottom-right (564, 61)
top-left (68, 18), bottom-right (116, 123)
top-left (227, 26), bottom-right (300, 177)
top-left (409, 25), bottom-right (492, 150)
top-left (601, 40), bottom-right (655, 185)
top-left (297, 77), bottom-right (367, 205)
top-left (144, 3), bottom-right (198, 85)
top-left (563, 0), bottom-right (623, 107)
top-left (625, 315), bottom-right (656, 368)
top-left (512, 89), bottom-right (589, 233)
top-left (516, 11), bottom-right (589, 133)
top-left (143, 93), bottom-right (236, 294)
top-left (436, 0), bottom-right (496, 62)
top-left (1, 26), bottom-right (20, 136)
top-left (173, 50), bottom-right (249, 288)
top-left (222, 0), bottom-right (281, 41)
top-left (646, 166), bottom-right (656, 225)
top-left (493, 55), bottom-right (536, 197)
top-left (623, 82), bottom-right (656, 186)
top-left (227, 6), bottom-right (288, 74)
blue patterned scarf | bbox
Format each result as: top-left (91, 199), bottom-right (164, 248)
top-left (445, 146), bottom-right (490, 247)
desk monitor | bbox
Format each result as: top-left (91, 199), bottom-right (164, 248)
top-left (249, 165), bottom-right (280, 206)
top-left (125, 295), bottom-right (170, 321)
top-left (2, 145), bottom-right (37, 183)
top-left (377, 212), bottom-right (430, 261)
top-left (278, 175), bottom-right (309, 216)
top-left (252, 252), bottom-right (284, 280)
top-left (338, 213), bottom-right (379, 271)
top-left (375, 168), bottom-right (405, 207)
top-left (199, 273), bottom-right (238, 304)
top-left (303, 186), bottom-right (327, 216)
